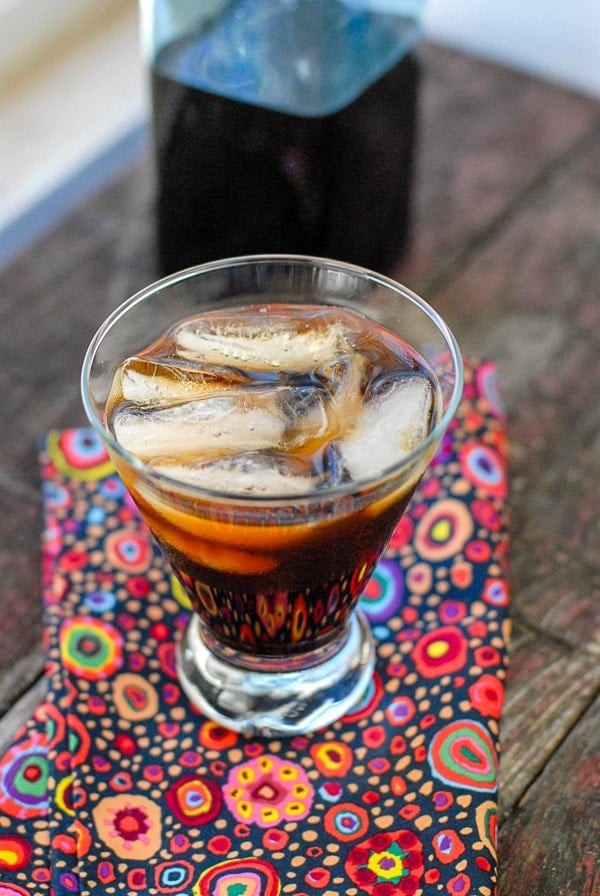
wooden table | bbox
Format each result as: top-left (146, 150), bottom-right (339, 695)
top-left (1, 43), bottom-right (598, 894)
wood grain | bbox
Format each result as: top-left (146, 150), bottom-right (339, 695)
top-left (498, 691), bottom-right (600, 895)
top-left (0, 677), bottom-right (46, 757)
top-left (499, 620), bottom-right (600, 815)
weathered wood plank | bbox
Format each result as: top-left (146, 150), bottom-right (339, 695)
top-left (0, 677), bottom-right (46, 757)
top-left (498, 690), bottom-right (600, 895)
top-left (499, 619), bottom-right (600, 815)
top-left (0, 644), bottom-right (44, 717)
top-left (0, 489), bottom-right (44, 684)
top-left (397, 44), bottom-right (600, 290)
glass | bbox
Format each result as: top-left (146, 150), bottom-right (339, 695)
top-left (82, 256), bottom-right (462, 736)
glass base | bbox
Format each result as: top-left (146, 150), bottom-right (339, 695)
top-left (176, 610), bottom-right (375, 737)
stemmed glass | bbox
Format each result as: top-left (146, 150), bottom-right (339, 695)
top-left (82, 256), bottom-right (462, 736)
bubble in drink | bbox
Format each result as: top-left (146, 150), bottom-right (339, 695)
top-left (105, 303), bottom-right (440, 656)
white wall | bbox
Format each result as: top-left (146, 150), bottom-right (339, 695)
top-left (0, 1), bottom-right (144, 264)
top-left (423, 0), bottom-right (600, 98)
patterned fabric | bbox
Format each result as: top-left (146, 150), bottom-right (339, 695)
top-left (0, 361), bottom-right (510, 896)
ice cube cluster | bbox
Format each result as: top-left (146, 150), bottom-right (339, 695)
top-left (107, 305), bottom-right (435, 494)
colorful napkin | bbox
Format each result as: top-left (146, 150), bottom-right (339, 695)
top-left (0, 361), bottom-right (510, 896)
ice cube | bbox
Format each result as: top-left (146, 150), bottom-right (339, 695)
top-left (317, 353), bottom-right (366, 422)
top-left (151, 452), bottom-right (319, 495)
top-left (337, 373), bottom-right (435, 481)
top-left (173, 310), bottom-right (351, 373)
top-left (110, 389), bottom-right (288, 461)
top-left (276, 383), bottom-right (331, 449)
top-left (317, 442), bottom-right (352, 488)
top-left (109, 356), bottom-right (249, 409)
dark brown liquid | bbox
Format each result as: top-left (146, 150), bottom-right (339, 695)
top-left (133, 479), bottom-right (416, 656)
top-left (151, 53), bottom-right (419, 275)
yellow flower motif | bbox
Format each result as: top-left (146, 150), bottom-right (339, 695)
top-left (260, 806), bottom-right (281, 824)
top-left (368, 850), bottom-right (405, 880)
top-left (224, 754), bottom-right (314, 829)
top-left (236, 801), bottom-right (253, 819)
top-left (258, 756), bottom-right (274, 773)
top-left (284, 801), bottom-right (306, 817)
top-left (292, 783), bottom-right (310, 799)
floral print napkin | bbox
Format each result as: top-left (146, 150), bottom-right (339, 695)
top-left (0, 361), bottom-right (510, 896)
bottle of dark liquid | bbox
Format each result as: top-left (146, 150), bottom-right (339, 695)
top-left (141, 0), bottom-right (423, 275)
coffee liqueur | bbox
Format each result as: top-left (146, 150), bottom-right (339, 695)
top-left (152, 53), bottom-right (419, 274)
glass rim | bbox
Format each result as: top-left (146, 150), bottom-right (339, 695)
top-left (81, 254), bottom-right (464, 505)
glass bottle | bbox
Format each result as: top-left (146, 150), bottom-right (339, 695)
top-left (140, 0), bottom-right (423, 274)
